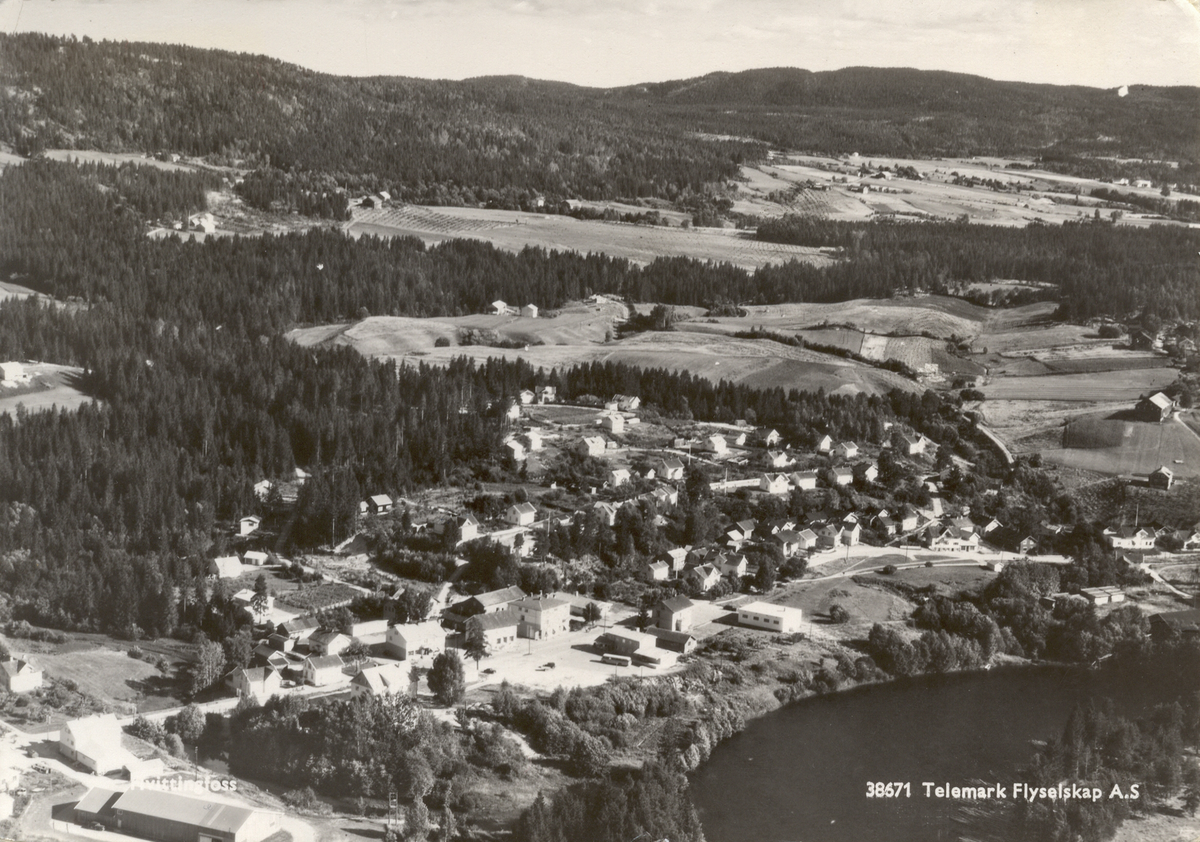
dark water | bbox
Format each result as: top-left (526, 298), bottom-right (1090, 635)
top-left (689, 666), bottom-right (1164, 842)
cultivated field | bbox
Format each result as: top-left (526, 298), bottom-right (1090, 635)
top-left (1041, 415), bottom-right (1200, 479)
top-left (346, 204), bottom-right (836, 270)
top-left (980, 368), bottom-right (1179, 402)
top-left (41, 148), bottom-right (200, 172)
top-left (0, 363), bottom-right (93, 417)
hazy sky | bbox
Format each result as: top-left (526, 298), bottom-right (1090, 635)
top-left (3, 0), bottom-right (1199, 88)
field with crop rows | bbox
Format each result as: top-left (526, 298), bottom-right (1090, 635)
top-left (980, 368), bottom-right (1178, 402)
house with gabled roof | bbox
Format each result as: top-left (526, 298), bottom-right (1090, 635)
top-left (308, 630), bottom-right (352, 657)
top-left (512, 595), bottom-right (571, 639)
top-left (761, 428), bottom-right (782, 447)
top-left (505, 439), bottom-right (527, 463)
top-left (656, 596), bottom-right (695, 632)
top-left (829, 467), bottom-right (854, 486)
top-left (761, 473), bottom-right (790, 495)
top-left (535, 385), bottom-right (556, 404)
top-left (466, 609), bottom-right (521, 650)
top-left (365, 495), bottom-right (393, 515)
top-left (385, 621), bottom-right (446, 660)
top-left (505, 502), bottom-right (537, 526)
top-left (576, 436), bottom-right (607, 458)
top-left (659, 547), bottom-right (689, 576)
top-left (705, 434), bottom-right (728, 455)
top-left (689, 564), bottom-right (722, 592)
top-left (209, 556), bottom-right (243, 579)
top-left (351, 662), bottom-right (410, 699)
top-left (615, 395), bottom-right (641, 411)
top-left (815, 434), bottom-right (833, 454)
top-left (302, 654), bottom-right (345, 686)
top-left (901, 432), bottom-right (929, 455)
top-left (834, 441), bottom-right (859, 459)
top-left (609, 467), bottom-right (632, 487)
top-left (1104, 525), bottom-right (1158, 550)
top-left (789, 470), bottom-right (818, 490)
top-left (239, 515), bottom-right (261, 536)
top-left (1148, 466), bottom-right (1174, 490)
top-left (445, 586), bottom-right (527, 627)
top-left (720, 554), bottom-right (749, 578)
top-left (1, 656), bottom-right (41, 693)
top-left (521, 304), bottom-right (539, 319)
top-left (765, 450), bottom-right (792, 469)
top-left (229, 666), bottom-right (282, 704)
top-left (657, 457), bottom-right (685, 481)
top-left (647, 560), bottom-right (669, 581)
top-left (593, 500), bottom-right (619, 526)
top-left (59, 714), bottom-right (127, 774)
top-left (491, 300), bottom-right (509, 316)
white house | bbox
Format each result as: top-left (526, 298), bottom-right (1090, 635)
top-left (815, 434), bottom-right (833, 454)
top-left (576, 436), bottom-right (607, 458)
top-left (761, 473), bottom-right (790, 495)
top-left (520, 304), bottom-right (539, 319)
top-left (238, 515), bottom-right (261, 536)
top-left (350, 663), bottom-right (410, 698)
top-left (243, 550), bottom-right (269, 566)
top-left (648, 560), bottom-right (670, 581)
top-left (761, 429), bottom-right (782, 447)
top-left (830, 467), bottom-right (854, 486)
top-left (789, 470), bottom-right (818, 490)
top-left (365, 494), bottom-right (394, 515)
top-left (615, 395), bottom-right (641, 411)
top-left (706, 435), bottom-right (728, 455)
top-left (834, 441), bottom-right (859, 459)
top-left (1, 656), bottom-right (42, 693)
top-left (738, 601), bottom-right (803, 634)
top-left (535, 385), bottom-right (556, 404)
top-left (593, 501), bottom-right (619, 526)
top-left (385, 621), bottom-right (447, 660)
top-left (209, 556), bottom-right (243, 579)
top-left (1104, 526), bottom-right (1158, 550)
top-left (303, 654), bottom-right (346, 686)
top-left (253, 479), bottom-right (273, 501)
top-left (858, 463), bottom-right (879, 484)
top-left (466, 610), bottom-right (521, 651)
top-left (59, 714), bottom-right (128, 774)
top-left (719, 554), bottom-right (748, 578)
top-left (603, 414), bottom-right (625, 434)
top-left (658, 458), bottom-right (685, 481)
top-left (525, 429), bottom-right (544, 451)
top-left (505, 502), bottom-right (537, 527)
top-left (766, 451), bottom-right (792, 469)
top-left (505, 439), bottom-right (527, 463)
top-left (689, 563), bottom-right (722, 592)
top-left (902, 433), bottom-right (928, 456)
top-left (0, 362), bottom-right (30, 384)
top-left (229, 666), bottom-right (282, 704)
top-left (491, 300), bottom-right (509, 316)
top-left (609, 468), bottom-right (632, 487)
top-left (511, 596), bottom-right (571, 639)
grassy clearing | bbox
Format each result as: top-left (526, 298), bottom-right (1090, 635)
top-left (981, 368), bottom-right (1178, 402)
top-left (1043, 417), bottom-right (1200, 478)
top-left (0, 363), bottom-right (93, 419)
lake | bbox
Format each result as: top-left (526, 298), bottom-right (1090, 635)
top-left (689, 666), bottom-right (1165, 842)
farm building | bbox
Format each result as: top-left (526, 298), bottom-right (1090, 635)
top-left (738, 601), bottom-right (803, 634)
top-left (385, 621), bottom-right (446, 659)
top-left (0, 361), bottom-right (30, 384)
top-left (615, 395), bottom-right (641, 411)
top-left (79, 786), bottom-right (280, 842)
top-left (1149, 608), bottom-right (1200, 639)
top-left (535, 385), bottom-right (556, 404)
top-left (466, 609), bottom-right (521, 650)
top-left (237, 516), bottom-right (260, 536)
top-left (491, 300), bottom-right (509, 316)
top-left (1136, 392), bottom-right (1174, 422)
top-left (505, 502), bottom-right (537, 526)
top-left (1, 656), bottom-right (42, 693)
top-left (520, 304), bottom-right (539, 319)
top-left (511, 596), bottom-right (571, 639)
top-left (1148, 466), bottom-right (1174, 490)
top-left (576, 436), bottom-right (607, 458)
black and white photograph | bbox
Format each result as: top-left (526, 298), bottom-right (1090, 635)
top-left (0, 1), bottom-right (1198, 840)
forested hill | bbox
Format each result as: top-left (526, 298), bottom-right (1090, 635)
top-left (4, 34), bottom-right (1200, 203)
top-left (0, 33), bottom-right (759, 205)
top-left (611, 66), bottom-right (1200, 168)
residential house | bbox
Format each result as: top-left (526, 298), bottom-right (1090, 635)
top-left (505, 439), bottom-right (527, 463)
top-left (444, 586), bottom-right (527, 627)
top-left (1148, 466), bottom-right (1174, 490)
top-left (59, 714), bottom-right (127, 774)
top-left (815, 434), bottom-right (833, 454)
top-left (729, 519), bottom-right (757, 543)
top-left (761, 429), bottom-right (783, 447)
top-left (466, 609), bottom-right (521, 650)
top-left (789, 470), bottom-right (818, 490)
top-left (689, 564), bottom-right (722, 592)
top-left (434, 512), bottom-right (481, 544)
top-left (232, 589), bottom-right (274, 616)
top-left (651, 484), bottom-right (679, 507)
top-left (351, 663), bottom-right (410, 699)
top-left (243, 550), bottom-right (269, 566)
top-left (253, 479), bottom-right (274, 501)
top-left (239, 515), bottom-right (261, 536)
top-left (738, 601), bottom-right (803, 634)
top-left (816, 523), bottom-right (843, 550)
top-left (271, 617), bottom-right (320, 649)
top-left (841, 521), bottom-right (862, 546)
top-left (857, 463), bottom-right (879, 484)
top-left (491, 300), bottom-right (509, 316)
top-left (1136, 392), bottom-right (1174, 422)
top-left (659, 547), bottom-right (689, 577)
top-left (520, 304), bottom-right (539, 319)
top-left (593, 501), bottom-right (619, 526)
top-left (923, 521), bottom-right (980, 552)
top-left (873, 513), bottom-right (898, 536)
top-left (658, 458), bottom-right (685, 481)
top-left (706, 434), bottom-right (728, 455)
top-left (656, 596), bottom-right (695, 632)
top-left (609, 467), bottom-right (632, 487)
top-left (761, 473), bottom-right (791, 495)
top-left (901, 433), bottom-right (929, 456)
top-left (511, 596), bottom-right (571, 639)
top-left (209, 556), bottom-right (243, 579)
top-left (505, 502), bottom-right (537, 527)
top-left (576, 436), bottom-right (607, 458)
top-left (829, 467), bottom-right (854, 486)
top-left (898, 506), bottom-right (920, 532)
top-left (506, 401), bottom-right (521, 421)
top-left (602, 414), bottom-right (627, 434)
top-left (525, 429), bottom-right (544, 452)
top-left (772, 530), bottom-right (801, 557)
top-left (834, 441), bottom-right (859, 459)
top-left (229, 666), bottom-right (282, 704)
top-left (647, 560), bottom-right (669, 581)
top-left (732, 431), bottom-right (748, 446)
top-left (519, 389), bottom-right (536, 406)
top-left (1104, 525), bottom-right (1158, 550)
top-left (303, 654), bottom-right (346, 686)
top-left (384, 621), bottom-right (446, 660)
top-left (0, 361), bottom-right (29, 383)
top-left (535, 385), bottom-right (556, 404)
top-left (252, 643), bottom-right (291, 673)
top-left (308, 630), bottom-right (352, 657)
top-left (720, 554), bottom-right (749, 578)
top-left (1, 656), bottom-right (42, 693)
top-left (615, 395), bottom-right (641, 411)
top-left (766, 451), bottom-right (792, 469)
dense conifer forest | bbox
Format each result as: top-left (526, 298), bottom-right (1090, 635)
top-left (4, 35), bottom-right (1199, 203)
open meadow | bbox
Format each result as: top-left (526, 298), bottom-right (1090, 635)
top-left (0, 363), bottom-right (93, 418)
top-left (980, 368), bottom-right (1179, 402)
top-left (346, 204), bottom-right (836, 269)
top-left (1041, 415), bottom-right (1200, 479)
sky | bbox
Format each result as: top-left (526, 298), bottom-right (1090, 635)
top-left (3, 0), bottom-right (1199, 89)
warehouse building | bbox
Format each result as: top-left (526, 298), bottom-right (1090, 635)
top-left (74, 786), bottom-right (281, 842)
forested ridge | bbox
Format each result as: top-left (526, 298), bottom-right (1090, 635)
top-left (4, 34), bottom-right (1199, 205)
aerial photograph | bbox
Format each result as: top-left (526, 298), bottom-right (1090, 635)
top-left (0, 0), bottom-right (1198, 840)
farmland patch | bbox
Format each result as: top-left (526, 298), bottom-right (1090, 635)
top-left (980, 368), bottom-right (1178, 402)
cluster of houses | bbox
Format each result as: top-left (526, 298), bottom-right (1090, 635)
top-left (490, 300), bottom-right (540, 319)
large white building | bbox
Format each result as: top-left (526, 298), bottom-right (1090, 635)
top-left (737, 601), bottom-right (803, 634)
